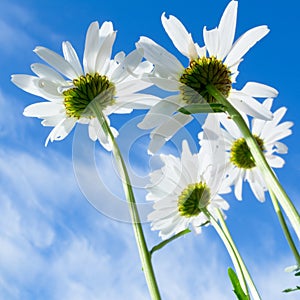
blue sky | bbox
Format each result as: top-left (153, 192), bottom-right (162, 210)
top-left (0, 0), bottom-right (299, 299)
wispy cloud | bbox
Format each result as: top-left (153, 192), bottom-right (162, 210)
top-left (0, 2), bottom-right (66, 60)
top-left (0, 19), bottom-right (35, 54)
top-left (0, 89), bottom-right (26, 140)
top-left (0, 2), bottom-right (36, 55)
top-left (0, 137), bottom-right (298, 299)
top-left (0, 84), bottom-right (297, 300)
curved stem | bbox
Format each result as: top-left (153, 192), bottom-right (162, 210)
top-left (217, 210), bottom-right (261, 300)
top-left (206, 84), bottom-right (300, 241)
top-left (90, 101), bottom-right (161, 300)
top-left (150, 228), bottom-right (191, 257)
top-left (202, 209), bottom-right (251, 299)
top-left (269, 190), bottom-right (300, 267)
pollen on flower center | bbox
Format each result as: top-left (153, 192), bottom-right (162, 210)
top-left (63, 73), bottom-right (116, 118)
top-left (178, 182), bottom-right (211, 217)
top-left (179, 56), bottom-right (232, 104)
top-left (230, 135), bottom-right (265, 169)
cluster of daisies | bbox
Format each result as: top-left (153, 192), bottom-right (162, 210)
top-left (12, 1), bottom-right (292, 240)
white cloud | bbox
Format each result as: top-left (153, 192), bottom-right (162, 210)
top-left (0, 108), bottom-right (298, 300)
top-left (0, 3), bottom-right (37, 54)
top-left (0, 90), bottom-right (24, 140)
top-left (0, 19), bottom-right (35, 54)
top-left (0, 1), bottom-right (298, 298)
top-left (255, 258), bottom-right (300, 300)
top-left (0, 2), bottom-right (67, 60)
top-left (0, 139), bottom-right (147, 299)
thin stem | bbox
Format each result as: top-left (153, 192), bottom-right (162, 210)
top-left (206, 84), bottom-right (300, 241)
top-left (217, 210), bottom-right (261, 300)
top-left (150, 228), bottom-right (191, 257)
top-left (202, 209), bottom-right (250, 299)
top-left (89, 102), bottom-right (161, 300)
top-left (269, 190), bottom-right (300, 267)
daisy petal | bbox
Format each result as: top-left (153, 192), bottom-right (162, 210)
top-left (34, 46), bottom-right (79, 79)
top-left (180, 140), bottom-right (198, 184)
top-left (247, 170), bottom-right (266, 202)
top-left (267, 154), bottom-right (285, 168)
top-left (83, 21), bottom-right (101, 74)
top-left (146, 77), bottom-right (180, 92)
top-left (251, 118), bottom-right (265, 136)
top-left (11, 74), bottom-right (63, 101)
top-left (217, 113), bottom-right (241, 139)
top-left (95, 32), bottom-right (116, 74)
top-left (88, 117), bottom-right (118, 151)
top-left (41, 115), bottom-right (65, 127)
top-left (31, 63), bottom-right (66, 84)
top-left (218, 0), bottom-right (238, 59)
top-left (264, 123), bottom-right (293, 143)
top-left (195, 44), bottom-right (206, 57)
top-left (62, 41), bottom-right (83, 77)
top-left (161, 13), bottom-right (197, 59)
top-left (148, 113), bottom-right (193, 154)
top-left (136, 36), bottom-right (183, 79)
top-left (260, 107), bottom-right (293, 140)
top-left (134, 61), bottom-right (154, 76)
top-left (225, 25), bottom-right (269, 67)
top-left (200, 114), bottom-right (226, 170)
top-left (248, 177), bottom-right (265, 202)
top-left (241, 82), bottom-right (278, 98)
top-left (45, 117), bottom-right (76, 146)
top-left (138, 96), bottom-right (180, 129)
top-left (234, 169), bottom-right (244, 200)
top-left (113, 94), bottom-right (161, 110)
top-left (24, 102), bottom-right (64, 118)
top-left (203, 27), bottom-right (219, 57)
top-left (99, 21), bottom-right (114, 41)
top-left (271, 107), bottom-right (288, 127)
top-left (110, 49), bottom-right (143, 83)
top-left (116, 79), bottom-right (154, 96)
top-left (114, 51), bottom-right (125, 63)
top-left (229, 92), bottom-right (273, 120)
top-left (274, 141), bottom-right (288, 154)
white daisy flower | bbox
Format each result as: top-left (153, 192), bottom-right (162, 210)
top-left (136, 0), bottom-right (278, 154)
top-left (11, 21), bottom-right (159, 150)
top-left (146, 139), bottom-right (230, 240)
top-left (199, 98), bottom-right (293, 202)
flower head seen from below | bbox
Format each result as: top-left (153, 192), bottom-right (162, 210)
top-left (199, 99), bottom-right (293, 202)
top-left (11, 21), bottom-right (159, 150)
top-left (146, 140), bottom-right (230, 240)
top-left (136, 0), bottom-right (278, 154)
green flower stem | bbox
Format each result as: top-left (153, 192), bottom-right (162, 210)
top-left (89, 101), bottom-right (161, 300)
top-left (216, 209), bottom-right (261, 300)
top-left (202, 209), bottom-right (251, 299)
top-left (206, 84), bottom-right (300, 241)
top-left (150, 228), bottom-right (191, 257)
top-left (269, 190), bottom-right (300, 267)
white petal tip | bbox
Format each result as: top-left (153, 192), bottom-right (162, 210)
top-left (33, 46), bottom-right (42, 53)
top-left (44, 137), bottom-right (50, 147)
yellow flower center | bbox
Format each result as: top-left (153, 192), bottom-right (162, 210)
top-left (63, 73), bottom-right (116, 118)
top-left (179, 57), bottom-right (231, 104)
top-left (230, 135), bottom-right (265, 169)
top-left (178, 182), bottom-right (211, 217)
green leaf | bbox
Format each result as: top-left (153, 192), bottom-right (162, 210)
top-left (149, 229), bottom-right (191, 256)
top-left (283, 286), bottom-right (300, 293)
top-left (228, 268), bottom-right (249, 300)
top-left (178, 103), bottom-right (226, 115)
